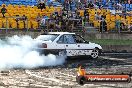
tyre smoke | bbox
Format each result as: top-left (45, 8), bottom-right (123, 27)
top-left (0, 35), bottom-right (66, 70)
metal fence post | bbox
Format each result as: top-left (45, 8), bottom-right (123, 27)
top-left (119, 21), bottom-right (121, 34)
top-left (26, 18), bottom-right (28, 32)
top-left (82, 19), bottom-right (83, 32)
top-left (54, 21), bottom-right (55, 32)
top-left (102, 20), bottom-right (103, 33)
top-left (6, 17), bottom-right (8, 34)
top-left (47, 19), bottom-right (49, 32)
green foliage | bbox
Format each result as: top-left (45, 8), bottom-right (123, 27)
top-left (89, 39), bottom-right (132, 45)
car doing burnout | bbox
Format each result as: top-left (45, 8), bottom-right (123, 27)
top-left (36, 32), bottom-right (102, 59)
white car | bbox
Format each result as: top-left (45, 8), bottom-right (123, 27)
top-left (36, 32), bottom-right (102, 59)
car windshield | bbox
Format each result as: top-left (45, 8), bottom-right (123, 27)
top-left (36, 34), bottom-right (59, 42)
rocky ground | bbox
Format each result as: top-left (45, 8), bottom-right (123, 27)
top-left (0, 55), bottom-right (132, 88)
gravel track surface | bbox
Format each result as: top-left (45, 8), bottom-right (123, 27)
top-left (0, 56), bottom-right (132, 88)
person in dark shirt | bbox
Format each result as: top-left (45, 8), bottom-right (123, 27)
top-left (84, 9), bottom-right (88, 17)
top-left (69, 0), bottom-right (72, 10)
top-left (22, 15), bottom-right (27, 29)
top-left (1, 5), bottom-right (7, 17)
top-left (37, 2), bottom-right (46, 11)
top-left (88, 1), bottom-right (94, 8)
top-left (100, 19), bottom-right (107, 32)
top-left (84, 9), bottom-right (89, 22)
top-left (101, 13), bottom-right (106, 19)
top-left (75, 11), bottom-right (81, 19)
top-left (131, 0), bottom-right (132, 4)
top-left (128, 23), bottom-right (132, 32)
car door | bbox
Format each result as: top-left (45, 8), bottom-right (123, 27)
top-left (73, 35), bottom-right (94, 56)
top-left (57, 34), bottom-right (79, 56)
top-left (63, 34), bottom-right (79, 56)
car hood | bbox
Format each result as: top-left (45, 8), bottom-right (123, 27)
top-left (89, 42), bottom-right (102, 49)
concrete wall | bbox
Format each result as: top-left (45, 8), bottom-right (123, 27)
top-left (102, 45), bottom-right (132, 52)
top-left (0, 30), bottom-right (41, 38)
top-left (0, 30), bottom-right (132, 52)
top-left (1, 30), bottom-right (132, 40)
top-left (83, 33), bottom-right (132, 40)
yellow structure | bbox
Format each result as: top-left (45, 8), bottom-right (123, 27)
top-left (0, 4), bottom-right (62, 29)
top-left (0, 4), bottom-right (131, 31)
top-left (79, 8), bottom-right (132, 31)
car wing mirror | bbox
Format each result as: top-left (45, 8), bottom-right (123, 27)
top-left (85, 41), bottom-right (89, 43)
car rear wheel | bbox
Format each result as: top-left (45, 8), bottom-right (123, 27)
top-left (57, 50), bottom-right (67, 57)
top-left (91, 48), bottom-right (99, 59)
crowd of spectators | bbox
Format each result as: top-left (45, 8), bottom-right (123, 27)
top-left (35, 0), bottom-right (132, 32)
top-left (0, 0), bottom-right (132, 32)
top-left (36, 8), bottom-right (83, 32)
top-left (1, 4), bottom-right (7, 17)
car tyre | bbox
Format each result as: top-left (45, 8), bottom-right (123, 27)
top-left (57, 49), bottom-right (67, 57)
top-left (91, 48), bottom-right (99, 59)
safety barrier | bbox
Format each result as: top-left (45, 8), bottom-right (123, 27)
top-left (0, 16), bottom-right (85, 33)
top-left (0, 16), bottom-right (29, 33)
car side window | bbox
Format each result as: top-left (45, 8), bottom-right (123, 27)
top-left (57, 35), bottom-right (64, 43)
top-left (74, 35), bottom-right (85, 43)
top-left (64, 35), bottom-right (76, 44)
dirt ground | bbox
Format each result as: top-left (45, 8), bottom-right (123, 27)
top-left (0, 56), bottom-right (132, 88)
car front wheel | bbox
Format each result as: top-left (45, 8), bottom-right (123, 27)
top-left (91, 48), bottom-right (99, 59)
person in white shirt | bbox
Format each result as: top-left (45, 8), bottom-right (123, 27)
top-left (128, 23), bottom-right (132, 32)
top-left (95, 12), bottom-right (102, 20)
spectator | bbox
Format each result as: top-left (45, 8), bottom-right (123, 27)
top-left (1, 5), bottom-right (7, 17)
top-left (100, 18), bottom-right (107, 32)
top-left (115, 19), bottom-right (121, 30)
top-left (69, 0), bottom-right (72, 10)
top-left (62, 10), bottom-right (67, 19)
top-left (49, 2), bottom-right (53, 8)
top-left (88, 1), bottom-right (94, 8)
top-left (84, 9), bottom-right (88, 18)
top-left (61, 19), bottom-right (66, 31)
top-left (95, 1), bottom-right (102, 8)
top-left (15, 15), bottom-right (20, 28)
top-left (84, 9), bottom-right (89, 22)
top-left (101, 13), bottom-right (106, 19)
top-left (69, 12), bottom-right (74, 18)
top-left (95, 12), bottom-right (101, 20)
top-left (128, 23), bottom-right (132, 32)
top-left (116, 2), bottom-right (123, 10)
top-left (55, 14), bottom-right (61, 31)
top-left (36, 13), bottom-right (42, 22)
top-left (57, 14), bottom-right (63, 31)
top-left (36, 13), bottom-right (42, 28)
top-left (75, 11), bottom-right (81, 19)
top-left (120, 22), bottom-right (125, 31)
top-left (40, 16), bottom-right (49, 29)
top-left (22, 15), bottom-right (27, 29)
top-left (37, 2), bottom-right (46, 11)
top-left (64, 0), bottom-right (69, 10)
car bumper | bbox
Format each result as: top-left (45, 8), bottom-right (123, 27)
top-left (37, 48), bottom-right (65, 55)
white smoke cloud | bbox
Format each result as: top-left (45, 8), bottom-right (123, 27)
top-left (0, 35), bottom-right (66, 70)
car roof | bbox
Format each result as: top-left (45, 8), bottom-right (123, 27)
top-left (41, 32), bottom-right (76, 35)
